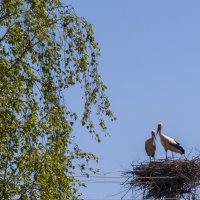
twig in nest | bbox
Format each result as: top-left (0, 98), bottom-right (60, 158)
top-left (122, 157), bottom-right (200, 199)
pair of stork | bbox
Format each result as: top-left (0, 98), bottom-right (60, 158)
top-left (145, 123), bottom-right (185, 160)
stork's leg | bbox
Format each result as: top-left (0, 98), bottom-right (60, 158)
top-left (165, 151), bottom-right (168, 160)
top-left (172, 152), bottom-right (174, 160)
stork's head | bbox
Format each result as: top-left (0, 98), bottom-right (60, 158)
top-left (156, 122), bottom-right (163, 135)
top-left (151, 130), bottom-right (156, 140)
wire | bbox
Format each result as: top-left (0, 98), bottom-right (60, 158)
top-left (73, 175), bottom-right (176, 179)
top-left (82, 198), bottom-right (178, 200)
top-left (83, 199), bottom-right (146, 200)
top-left (69, 175), bottom-right (177, 185)
top-left (79, 180), bottom-right (177, 184)
top-left (74, 175), bottom-right (126, 179)
top-left (78, 180), bottom-right (123, 184)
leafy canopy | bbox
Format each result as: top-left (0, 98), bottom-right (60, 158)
top-left (0, 0), bottom-right (115, 199)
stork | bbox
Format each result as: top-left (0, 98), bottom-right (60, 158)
top-left (156, 123), bottom-right (185, 160)
top-left (145, 131), bottom-right (156, 161)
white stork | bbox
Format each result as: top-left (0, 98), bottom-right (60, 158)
top-left (156, 123), bottom-right (185, 160)
top-left (145, 131), bottom-right (156, 161)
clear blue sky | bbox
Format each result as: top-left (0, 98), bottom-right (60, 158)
top-left (64, 1), bottom-right (200, 199)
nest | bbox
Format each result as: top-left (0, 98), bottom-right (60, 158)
top-left (122, 157), bottom-right (200, 199)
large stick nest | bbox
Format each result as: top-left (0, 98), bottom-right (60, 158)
top-left (122, 157), bottom-right (200, 199)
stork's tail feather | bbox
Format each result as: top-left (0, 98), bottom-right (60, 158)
top-left (175, 144), bottom-right (185, 155)
top-left (168, 141), bottom-right (185, 155)
top-left (179, 146), bottom-right (185, 155)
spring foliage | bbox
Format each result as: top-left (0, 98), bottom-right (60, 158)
top-left (0, 0), bottom-right (115, 199)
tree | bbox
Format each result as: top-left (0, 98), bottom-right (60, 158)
top-left (0, 0), bottom-right (115, 199)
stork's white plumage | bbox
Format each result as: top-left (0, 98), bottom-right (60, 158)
top-left (145, 131), bottom-right (156, 161)
top-left (156, 123), bottom-right (185, 160)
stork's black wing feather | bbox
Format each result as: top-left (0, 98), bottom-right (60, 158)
top-left (168, 140), bottom-right (185, 154)
top-left (174, 140), bottom-right (180, 145)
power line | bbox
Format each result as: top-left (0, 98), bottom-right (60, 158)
top-left (79, 180), bottom-right (177, 184)
top-left (78, 180), bottom-right (123, 184)
top-left (74, 175), bottom-right (126, 179)
top-left (73, 175), bottom-right (176, 179)
top-left (83, 199), bottom-right (147, 200)
top-left (71, 175), bottom-right (177, 184)
top-left (82, 198), bottom-right (178, 200)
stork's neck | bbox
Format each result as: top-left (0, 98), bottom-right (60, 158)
top-left (158, 129), bottom-right (162, 136)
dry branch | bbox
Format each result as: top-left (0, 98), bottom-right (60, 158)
top-left (122, 157), bottom-right (200, 199)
